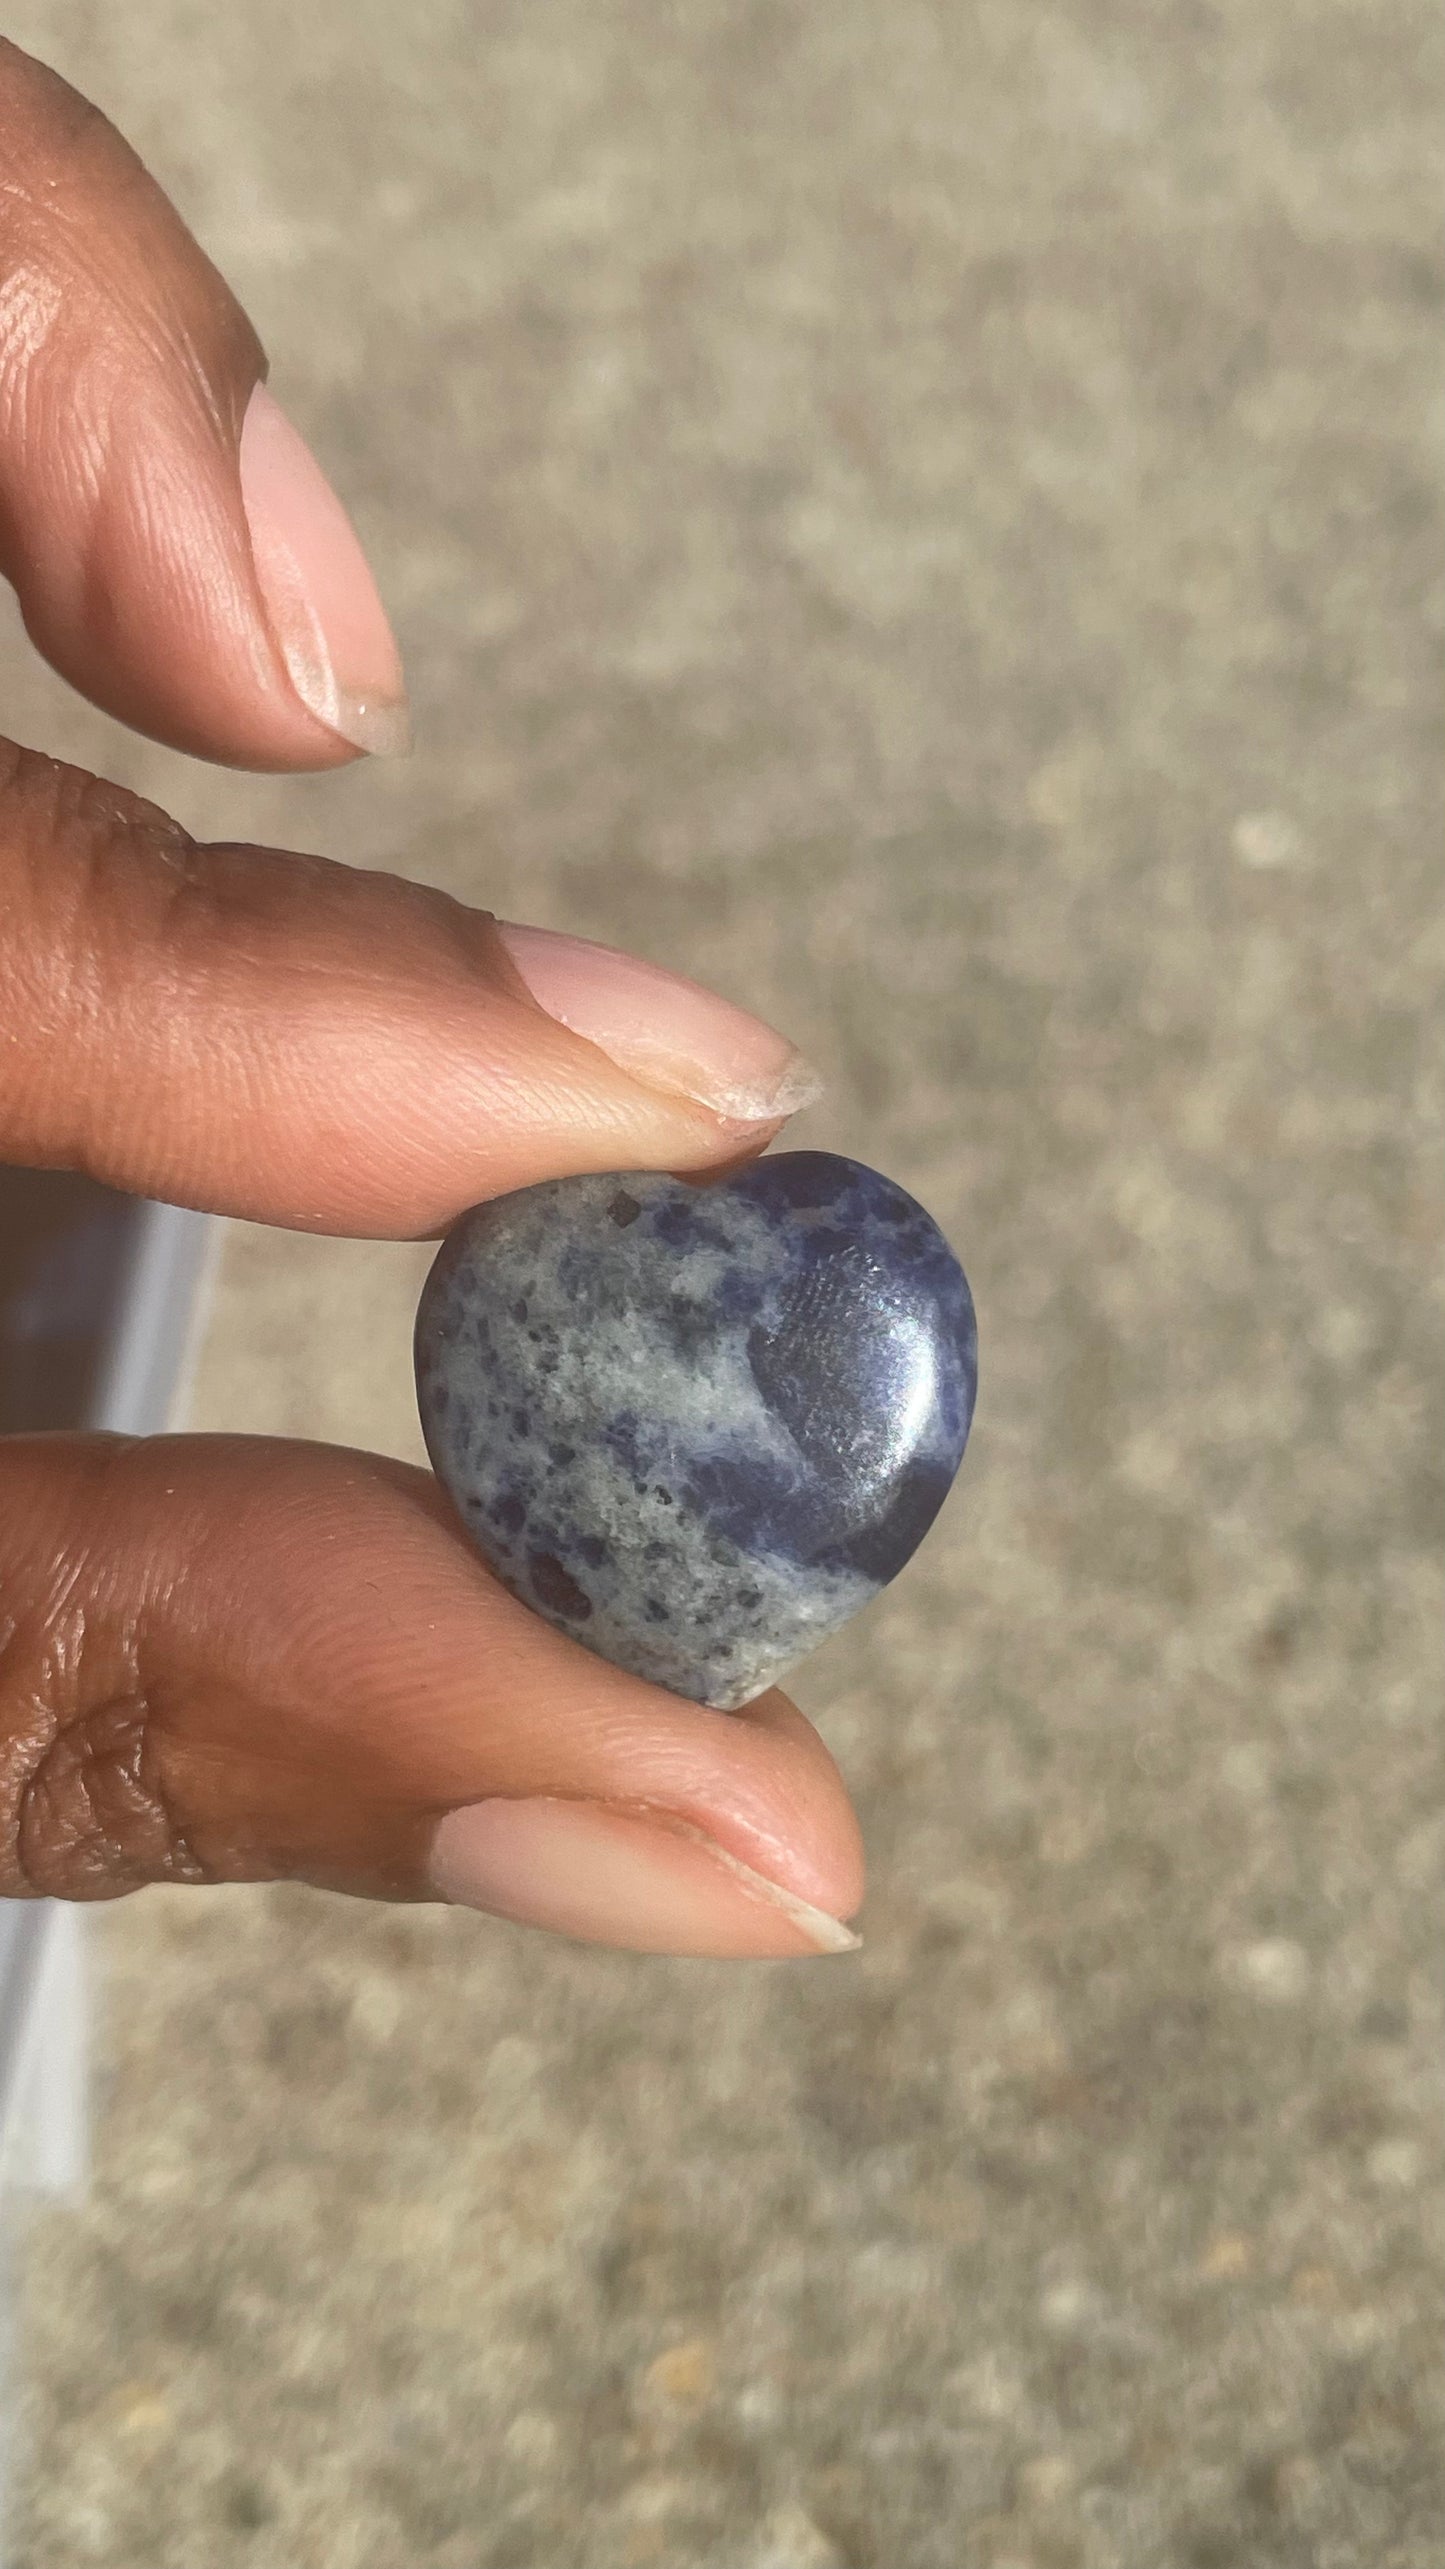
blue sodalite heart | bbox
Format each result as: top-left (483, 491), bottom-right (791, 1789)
top-left (414, 1152), bottom-right (978, 1710)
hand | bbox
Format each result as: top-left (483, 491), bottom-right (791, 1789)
top-left (0, 42), bottom-right (862, 1956)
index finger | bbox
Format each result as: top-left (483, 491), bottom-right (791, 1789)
top-left (0, 745), bottom-right (818, 1233)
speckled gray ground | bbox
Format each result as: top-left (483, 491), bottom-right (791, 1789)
top-left (7, 3), bottom-right (1443, 2563)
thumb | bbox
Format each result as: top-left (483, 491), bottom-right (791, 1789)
top-left (0, 40), bottom-right (405, 768)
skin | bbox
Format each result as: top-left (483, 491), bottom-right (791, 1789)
top-left (0, 41), bottom-right (863, 1941)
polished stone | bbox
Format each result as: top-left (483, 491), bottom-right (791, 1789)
top-left (414, 1152), bottom-right (977, 1708)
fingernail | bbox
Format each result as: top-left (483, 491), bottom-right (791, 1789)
top-left (495, 923), bottom-right (823, 1125)
top-left (430, 1798), bottom-right (860, 1957)
top-left (239, 383), bottom-right (410, 759)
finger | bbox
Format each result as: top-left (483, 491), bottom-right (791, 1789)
top-left (0, 745), bottom-right (820, 1230)
top-left (0, 41), bottom-right (404, 767)
top-left (0, 1434), bottom-right (864, 1956)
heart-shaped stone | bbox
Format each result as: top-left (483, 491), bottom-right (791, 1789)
top-left (414, 1151), bottom-right (977, 1710)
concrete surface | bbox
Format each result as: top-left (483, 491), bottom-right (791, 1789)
top-left (6, 2), bottom-right (1443, 2561)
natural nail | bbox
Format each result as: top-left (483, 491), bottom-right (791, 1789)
top-left (496, 923), bottom-right (823, 1126)
top-left (239, 383), bottom-right (410, 760)
top-left (430, 1797), bottom-right (860, 1957)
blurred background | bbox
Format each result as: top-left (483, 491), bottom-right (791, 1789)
top-left (6, 1), bottom-right (1442, 2562)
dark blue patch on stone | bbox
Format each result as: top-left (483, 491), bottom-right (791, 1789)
top-left (414, 1152), bottom-right (978, 1711)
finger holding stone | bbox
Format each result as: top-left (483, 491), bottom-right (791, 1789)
top-left (0, 1435), bottom-right (863, 1954)
top-left (0, 747), bottom-right (820, 1232)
